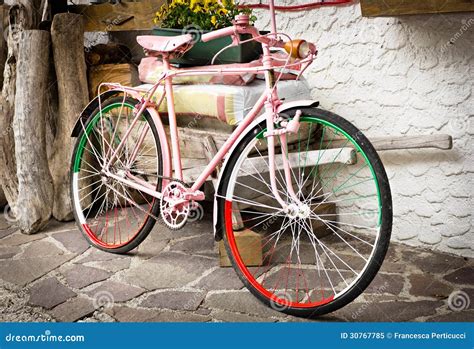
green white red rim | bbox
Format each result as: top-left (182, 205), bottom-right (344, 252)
top-left (223, 116), bottom-right (383, 308)
top-left (72, 102), bottom-right (155, 249)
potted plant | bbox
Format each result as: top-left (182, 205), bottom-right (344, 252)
top-left (153, 0), bottom-right (261, 66)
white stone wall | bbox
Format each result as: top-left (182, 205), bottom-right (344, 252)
top-left (255, 2), bottom-right (473, 257)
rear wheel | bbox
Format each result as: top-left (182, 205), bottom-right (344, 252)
top-left (70, 96), bottom-right (163, 254)
top-left (219, 108), bottom-right (392, 317)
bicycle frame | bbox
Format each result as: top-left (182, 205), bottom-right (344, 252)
top-left (96, 9), bottom-right (317, 211)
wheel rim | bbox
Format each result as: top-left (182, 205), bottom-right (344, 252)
top-left (224, 117), bottom-right (383, 309)
top-left (72, 101), bottom-right (160, 249)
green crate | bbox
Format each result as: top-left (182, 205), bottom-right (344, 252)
top-left (152, 27), bottom-right (263, 66)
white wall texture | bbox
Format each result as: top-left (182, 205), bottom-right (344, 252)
top-left (255, 2), bottom-right (473, 257)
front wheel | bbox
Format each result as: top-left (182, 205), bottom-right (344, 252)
top-left (219, 108), bottom-right (392, 318)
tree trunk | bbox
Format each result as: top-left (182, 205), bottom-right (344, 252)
top-left (0, 6), bottom-right (8, 208)
top-left (0, 0), bottom-right (43, 215)
top-left (0, 189), bottom-right (6, 208)
top-left (13, 30), bottom-right (53, 234)
top-left (50, 13), bottom-right (89, 221)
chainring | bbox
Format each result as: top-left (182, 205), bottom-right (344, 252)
top-left (160, 181), bottom-right (190, 230)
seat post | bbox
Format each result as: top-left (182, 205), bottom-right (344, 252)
top-left (162, 54), bottom-right (183, 180)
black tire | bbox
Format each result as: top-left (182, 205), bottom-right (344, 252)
top-left (218, 107), bottom-right (392, 318)
top-left (70, 96), bottom-right (163, 254)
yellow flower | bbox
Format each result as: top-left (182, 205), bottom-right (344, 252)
top-left (211, 15), bottom-right (217, 26)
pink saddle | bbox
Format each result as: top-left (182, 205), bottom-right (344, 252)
top-left (137, 35), bottom-right (193, 54)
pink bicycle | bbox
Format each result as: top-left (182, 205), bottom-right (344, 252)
top-left (70, 2), bottom-right (392, 318)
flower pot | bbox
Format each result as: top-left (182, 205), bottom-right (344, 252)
top-left (152, 27), bottom-right (263, 66)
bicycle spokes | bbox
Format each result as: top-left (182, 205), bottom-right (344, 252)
top-left (224, 116), bottom-right (383, 308)
top-left (72, 99), bottom-right (161, 249)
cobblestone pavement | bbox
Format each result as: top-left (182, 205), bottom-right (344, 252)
top-left (0, 212), bottom-right (472, 323)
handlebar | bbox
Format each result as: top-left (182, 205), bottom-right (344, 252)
top-left (200, 15), bottom-right (317, 59)
top-left (200, 23), bottom-right (284, 50)
top-left (201, 27), bottom-right (236, 43)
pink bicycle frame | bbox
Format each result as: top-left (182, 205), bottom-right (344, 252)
top-left (100, 12), bottom-right (317, 209)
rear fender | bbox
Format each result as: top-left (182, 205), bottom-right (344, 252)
top-left (70, 89), bottom-right (172, 185)
top-left (71, 90), bottom-right (121, 138)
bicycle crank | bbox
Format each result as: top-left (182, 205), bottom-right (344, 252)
top-left (159, 181), bottom-right (205, 229)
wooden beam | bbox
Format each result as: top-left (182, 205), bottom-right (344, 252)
top-left (325, 134), bottom-right (453, 152)
top-left (360, 0), bottom-right (474, 17)
top-left (69, 0), bottom-right (165, 32)
top-left (243, 147), bottom-right (357, 175)
top-left (181, 147), bottom-right (357, 183)
top-left (371, 134), bottom-right (453, 151)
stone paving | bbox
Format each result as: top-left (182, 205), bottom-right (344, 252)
top-left (0, 211), bottom-right (472, 323)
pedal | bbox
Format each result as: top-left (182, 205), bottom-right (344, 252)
top-left (183, 190), bottom-right (205, 201)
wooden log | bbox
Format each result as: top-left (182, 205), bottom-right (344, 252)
top-left (0, 0), bottom-right (42, 212)
top-left (0, 5), bottom-right (6, 88)
top-left (50, 13), bottom-right (89, 221)
top-left (13, 30), bottom-right (53, 233)
top-left (0, 190), bottom-right (6, 208)
top-left (0, 6), bottom-right (7, 208)
top-left (45, 48), bottom-right (59, 161)
top-left (86, 43), bottom-right (132, 66)
top-left (69, 0), bottom-right (166, 32)
top-left (88, 63), bottom-right (139, 99)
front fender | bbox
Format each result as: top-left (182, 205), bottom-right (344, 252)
top-left (212, 99), bottom-right (319, 241)
top-left (277, 100), bottom-right (319, 114)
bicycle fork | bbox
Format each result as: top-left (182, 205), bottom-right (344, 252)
top-left (263, 98), bottom-right (304, 215)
